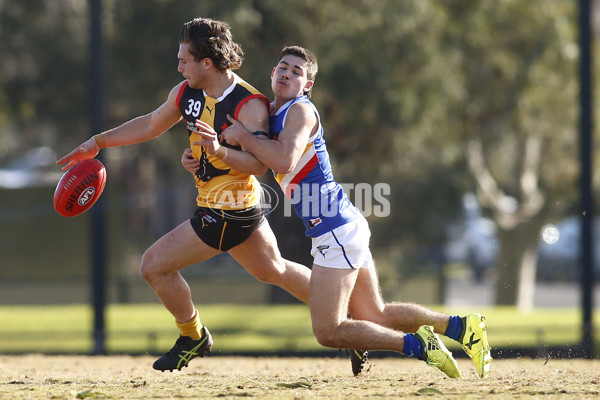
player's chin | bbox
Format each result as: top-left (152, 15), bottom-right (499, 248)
top-left (273, 88), bottom-right (296, 101)
top-left (187, 79), bottom-right (201, 90)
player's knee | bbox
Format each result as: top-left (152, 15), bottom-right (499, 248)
top-left (252, 262), bottom-right (285, 285)
top-left (311, 324), bottom-right (340, 348)
top-left (140, 249), bottom-right (159, 283)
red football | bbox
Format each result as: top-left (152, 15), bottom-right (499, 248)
top-left (53, 159), bottom-right (107, 217)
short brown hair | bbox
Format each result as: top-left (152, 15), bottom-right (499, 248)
top-left (277, 46), bottom-right (318, 98)
top-left (179, 18), bottom-right (243, 72)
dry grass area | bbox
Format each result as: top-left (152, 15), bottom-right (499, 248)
top-left (0, 354), bottom-right (599, 399)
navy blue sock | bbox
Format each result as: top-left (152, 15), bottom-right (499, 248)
top-left (445, 315), bottom-right (463, 342)
top-left (403, 333), bottom-right (423, 358)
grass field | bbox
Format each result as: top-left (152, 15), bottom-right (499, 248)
top-left (0, 304), bottom-right (598, 356)
top-left (1, 304), bottom-right (599, 399)
top-left (1, 355), bottom-right (599, 399)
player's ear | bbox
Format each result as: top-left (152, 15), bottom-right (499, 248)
top-left (303, 80), bottom-right (314, 94)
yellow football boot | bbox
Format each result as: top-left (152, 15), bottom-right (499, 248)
top-left (416, 325), bottom-right (462, 378)
top-left (460, 313), bottom-right (492, 378)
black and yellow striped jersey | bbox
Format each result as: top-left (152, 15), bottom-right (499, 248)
top-left (176, 74), bottom-right (269, 210)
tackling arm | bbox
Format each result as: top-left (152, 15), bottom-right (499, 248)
top-left (193, 97), bottom-right (270, 176)
top-left (223, 102), bottom-right (316, 174)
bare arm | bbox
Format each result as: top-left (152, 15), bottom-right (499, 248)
top-left (194, 97), bottom-right (270, 176)
top-left (222, 102), bottom-right (316, 174)
top-left (56, 82), bottom-right (184, 170)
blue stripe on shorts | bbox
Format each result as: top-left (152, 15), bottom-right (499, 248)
top-left (331, 229), bottom-right (354, 269)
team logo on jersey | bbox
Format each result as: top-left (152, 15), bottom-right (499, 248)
top-left (186, 120), bottom-right (200, 133)
top-left (308, 217), bottom-right (322, 228)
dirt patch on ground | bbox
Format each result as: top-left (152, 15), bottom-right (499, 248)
top-left (0, 355), bottom-right (599, 399)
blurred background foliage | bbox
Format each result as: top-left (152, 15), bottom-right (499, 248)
top-left (0, 0), bottom-right (594, 307)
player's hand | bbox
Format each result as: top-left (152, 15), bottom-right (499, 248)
top-left (194, 119), bottom-right (222, 155)
top-left (221, 114), bottom-right (250, 147)
top-left (56, 137), bottom-right (100, 171)
top-left (181, 148), bottom-right (199, 174)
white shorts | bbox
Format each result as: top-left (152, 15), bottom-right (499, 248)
top-left (310, 215), bottom-right (373, 269)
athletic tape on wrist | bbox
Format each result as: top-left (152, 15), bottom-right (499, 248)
top-left (215, 146), bottom-right (228, 160)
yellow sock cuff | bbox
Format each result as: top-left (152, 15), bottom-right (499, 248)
top-left (176, 310), bottom-right (203, 340)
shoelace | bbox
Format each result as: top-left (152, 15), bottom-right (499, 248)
top-left (427, 356), bottom-right (443, 369)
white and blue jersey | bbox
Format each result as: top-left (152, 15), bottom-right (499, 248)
top-left (269, 95), bottom-right (360, 238)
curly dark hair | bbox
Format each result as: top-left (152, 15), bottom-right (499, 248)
top-left (179, 18), bottom-right (243, 72)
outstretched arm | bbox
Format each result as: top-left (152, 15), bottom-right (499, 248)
top-left (56, 82), bottom-right (184, 170)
